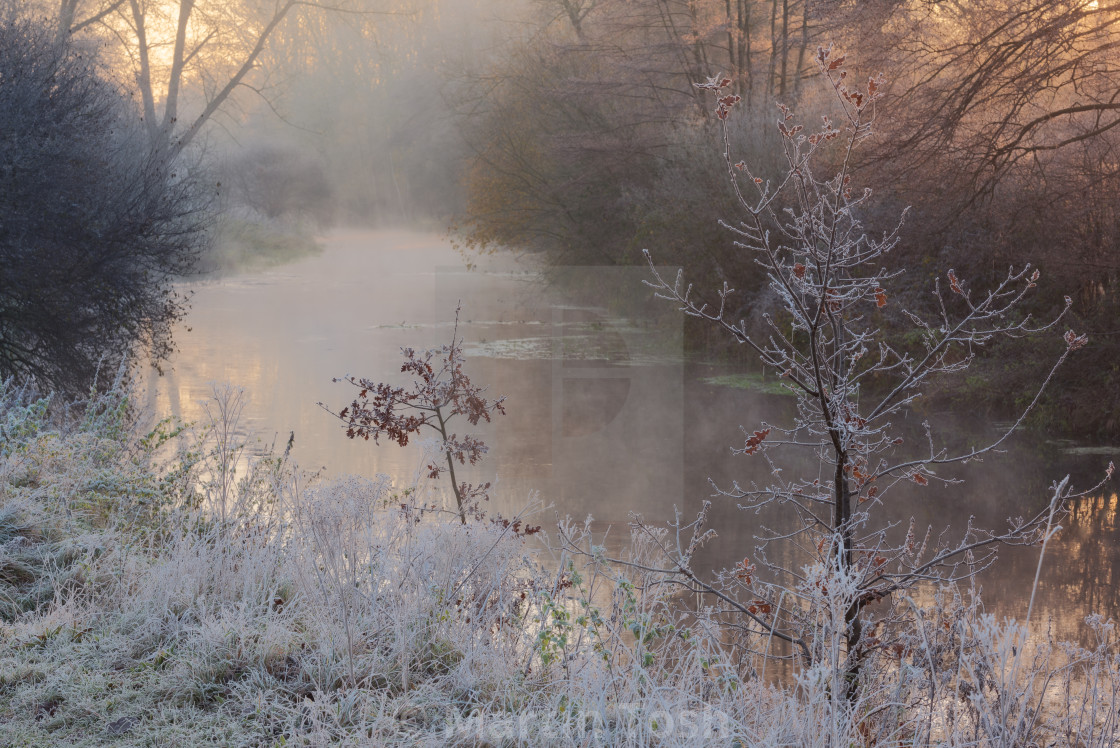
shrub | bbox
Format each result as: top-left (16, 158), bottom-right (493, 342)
top-left (218, 143), bottom-right (334, 229)
top-left (0, 15), bottom-right (209, 396)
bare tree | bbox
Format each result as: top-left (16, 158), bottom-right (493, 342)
top-left (629, 49), bottom-right (1112, 702)
top-left (52, 0), bottom-right (418, 156)
top-left (55, 0), bottom-right (126, 40)
top-left (842, 0), bottom-right (1120, 201)
top-left (824, 0), bottom-right (1120, 432)
top-left (536, 0), bottom-right (600, 41)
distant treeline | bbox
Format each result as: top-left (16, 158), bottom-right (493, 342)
top-left (452, 0), bottom-right (1120, 437)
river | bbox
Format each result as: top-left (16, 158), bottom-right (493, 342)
top-left (143, 228), bottom-right (1120, 644)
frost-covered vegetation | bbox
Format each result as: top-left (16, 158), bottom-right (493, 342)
top-left (456, 0), bottom-right (1120, 436)
top-left (1, 380), bottom-right (1118, 746)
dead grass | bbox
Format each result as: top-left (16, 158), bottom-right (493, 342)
top-left (0, 380), bottom-right (1117, 746)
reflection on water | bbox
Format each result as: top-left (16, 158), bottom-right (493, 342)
top-left (142, 229), bottom-right (1119, 644)
top-left (1029, 492), bottom-right (1120, 633)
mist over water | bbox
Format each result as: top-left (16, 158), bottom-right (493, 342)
top-left (144, 229), bottom-right (1120, 644)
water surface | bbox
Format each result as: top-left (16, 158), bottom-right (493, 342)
top-left (144, 229), bottom-right (1120, 643)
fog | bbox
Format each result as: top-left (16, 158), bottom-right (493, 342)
top-left (204, 0), bottom-right (532, 234)
top-left (6, 4), bottom-right (1120, 735)
top-left (141, 227), bottom-right (1120, 646)
top-left (97, 0), bottom-right (1120, 639)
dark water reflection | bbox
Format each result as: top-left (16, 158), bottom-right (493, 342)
top-left (145, 229), bottom-right (1119, 644)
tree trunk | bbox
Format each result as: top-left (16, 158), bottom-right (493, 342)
top-left (688, 1), bottom-right (712, 87)
top-left (793, 0), bottom-right (810, 96)
top-left (835, 453), bottom-right (861, 701)
top-left (725, 0), bottom-right (737, 89)
top-left (767, 0), bottom-right (778, 97)
top-left (778, 0), bottom-right (790, 96)
top-left (739, 0), bottom-right (752, 105)
top-left (560, 0), bottom-right (589, 42)
top-left (56, 0), bottom-right (77, 40)
top-left (435, 406), bottom-right (467, 524)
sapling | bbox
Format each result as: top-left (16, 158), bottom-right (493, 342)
top-left (322, 309), bottom-right (506, 524)
top-left (624, 46), bottom-right (1114, 704)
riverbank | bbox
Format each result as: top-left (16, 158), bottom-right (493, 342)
top-left (2, 383), bottom-right (1119, 746)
